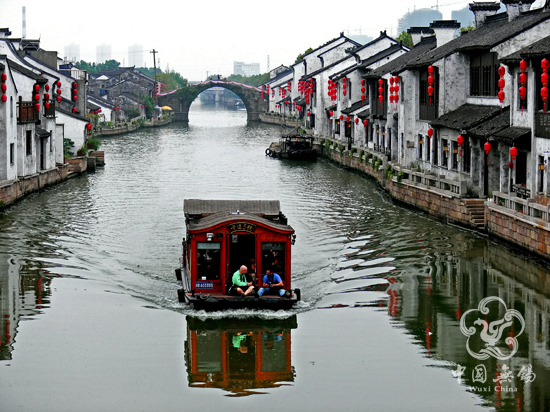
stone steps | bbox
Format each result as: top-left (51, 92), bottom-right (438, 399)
top-left (464, 199), bottom-right (486, 229)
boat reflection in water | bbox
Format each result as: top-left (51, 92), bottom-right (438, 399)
top-left (184, 315), bottom-right (297, 396)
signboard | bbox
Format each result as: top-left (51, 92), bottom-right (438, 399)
top-left (195, 281), bottom-right (214, 289)
top-left (535, 112), bottom-right (550, 139)
top-left (227, 222), bottom-right (257, 233)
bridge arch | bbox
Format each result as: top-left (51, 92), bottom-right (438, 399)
top-left (157, 80), bottom-right (267, 122)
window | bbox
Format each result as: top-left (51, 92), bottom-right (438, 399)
top-left (420, 67), bottom-right (439, 120)
top-left (335, 119), bottom-right (340, 134)
top-left (348, 80), bottom-right (352, 101)
top-left (10, 143), bottom-right (14, 164)
top-left (26, 130), bottom-right (32, 156)
top-left (262, 243), bottom-right (285, 280)
top-left (426, 136), bottom-right (431, 162)
top-left (10, 96), bottom-right (13, 118)
top-left (418, 134), bottom-right (423, 160)
top-left (196, 242), bottom-right (221, 280)
top-left (451, 141), bottom-right (458, 171)
top-left (442, 139), bottom-right (449, 168)
top-left (50, 130), bottom-right (53, 152)
top-left (518, 72), bottom-right (528, 111)
top-left (433, 134), bottom-right (439, 166)
top-left (470, 52), bottom-right (499, 97)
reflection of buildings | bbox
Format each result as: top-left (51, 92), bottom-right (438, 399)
top-left (386, 237), bottom-right (550, 410)
top-left (184, 316), bottom-right (296, 396)
top-left (0, 256), bottom-right (52, 360)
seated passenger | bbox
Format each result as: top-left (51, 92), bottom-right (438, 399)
top-left (229, 265), bottom-right (255, 296)
top-left (258, 269), bottom-right (290, 298)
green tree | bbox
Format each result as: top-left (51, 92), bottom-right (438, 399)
top-left (460, 25), bottom-right (475, 33)
top-left (295, 47), bottom-right (313, 64)
top-left (226, 73), bottom-right (270, 87)
top-left (397, 31), bottom-right (414, 48)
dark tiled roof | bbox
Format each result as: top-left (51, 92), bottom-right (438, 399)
top-left (266, 69), bottom-right (292, 85)
top-left (341, 100), bottom-right (368, 114)
top-left (57, 106), bottom-right (89, 122)
top-left (468, 106), bottom-right (510, 137)
top-left (501, 34), bottom-right (550, 63)
top-left (408, 27), bottom-right (434, 35)
top-left (357, 108), bottom-right (370, 118)
top-left (329, 63), bottom-right (358, 80)
top-left (367, 36), bottom-right (437, 78)
top-left (430, 103), bottom-right (501, 130)
top-left (357, 43), bottom-right (408, 69)
top-left (184, 199), bottom-right (281, 216)
top-left (301, 33), bottom-right (359, 60)
top-left (293, 97), bottom-right (305, 105)
top-left (493, 126), bottom-right (531, 150)
top-left (7, 59), bottom-right (46, 82)
top-left (407, 9), bottom-right (550, 69)
top-left (318, 39), bottom-right (359, 57)
top-left (304, 55), bottom-right (354, 80)
top-left (348, 31), bottom-right (397, 54)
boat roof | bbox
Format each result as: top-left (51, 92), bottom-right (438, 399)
top-left (186, 210), bottom-right (294, 233)
top-left (184, 199), bottom-right (281, 218)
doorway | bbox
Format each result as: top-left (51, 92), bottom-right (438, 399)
top-left (228, 234), bottom-right (256, 282)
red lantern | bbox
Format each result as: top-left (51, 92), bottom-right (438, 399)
top-left (428, 75), bottom-right (434, 85)
top-left (307, 111), bottom-right (310, 116)
top-left (72, 107), bottom-right (77, 113)
top-left (390, 95), bottom-right (394, 103)
top-left (355, 118), bottom-right (359, 124)
top-left (1, 94), bottom-right (6, 102)
top-left (390, 77), bottom-right (395, 85)
top-left (484, 141), bottom-right (491, 165)
top-left (510, 146), bottom-right (517, 160)
top-left (45, 84), bottom-right (50, 91)
top-left (378, 95), bottom-right (383, 103)
top-left (346, 116), bottom-right (350, 122)
top-left (508, 161), bottom-right (514, 169)
top-left (35, 103), bottom-right (40, 111)
top-left (361, 79), bottom-right (365, 86)
top-left (45, 102), bottom-right (50, 109)
top-left (378, 79), bottom-right (383, 86)
top-left (542, 87), bottom-right (549, 100)
top-left (73, 96), bottom-right (78, 101)
top-left (361, 94), bottom-right (365, 101)
top-left (343, 77), bottom-right (347, 83)
top-left (394, 84), bottom-right (399, 93)
top-left (498, 66), bottom-right (506, 76)
top-left (427, 128), bottom-right (434, 138)
top-left (378, 86), bottom-right (383, 95)
top-left (57, 89), bottom-right (62, 94)
top-left (542, 72), bottom-right (549, 84)
top-left (44, 93), bottom-right (50, 100)
top-left (56, 96), bottom-right (62, 102)
top-left (363, 119), bottom-right (368, 126)
top-left (86, 123), bottom-right (92, 130)
top-left (519, 73), bottom-right (527, 84)
top-left (340, 115), bottom-right (343, 120)
top-left (329, 110), bottom-right (333, 117)
top-left (498, 91), bottom-right (505, 101)
top-left (73, 82), bottom-right (77, 88)
top-left (428, 65), bottom-right (434, 74)
top-left (457, 135), bottom-right (464, 157)
top-left (56, 81), bottom-right (61, 88)
top-left (1, 73), bottom-right (7, 81)
top-left (34, 94), bottom-right (40, 101)
top-left (34, 84), bottom-right (40, 91)
top-left (498, 78), bottom-right (505, 89)
top-left (73, 89), bottom-right (77, 95)
top-left (1, 84), bottom-right (5, 92)
top-left (519, 86), bottom-right (526, 98)
top-left (520, 60), bottom-right (527, 71)
top-left (361, 87), bottom-right (365, 93)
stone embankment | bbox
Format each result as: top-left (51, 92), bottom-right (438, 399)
top-left (260, 113), bottom-right (302, 128)
top-left (317, 142), bottom-right (550, 261)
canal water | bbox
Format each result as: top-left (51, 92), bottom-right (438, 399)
top-left (1, 101), bottom-right (549, 411)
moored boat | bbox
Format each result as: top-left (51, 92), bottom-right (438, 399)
top-left (265, 135), bottom-right (317, 160)
top-left (176, 199), bottom-right (300, 310)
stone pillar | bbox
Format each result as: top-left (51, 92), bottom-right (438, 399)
top-left (175, 111), bottom-right (189, 122)
top-left (499, 144), bottom-right (510, 193)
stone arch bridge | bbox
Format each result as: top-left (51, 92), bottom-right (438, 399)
top-left (157, 80), bottom-right (267, 122)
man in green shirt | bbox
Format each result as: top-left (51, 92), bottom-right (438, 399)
top-left (230, 265), bottom-right (255, 296)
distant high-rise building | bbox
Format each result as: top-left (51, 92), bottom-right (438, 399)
top-left (96, 44), bottom-right (112, 64)
top-left (128, 44), bottom-right (144, 67)
top-left (398, 8), bottom-right (442, 33)
top-left (451, 6), bottom-right (475, 29)
top-left (233, 61), bottom-right (260, 77)
top-left (64, 43), bottom-right (80, 62)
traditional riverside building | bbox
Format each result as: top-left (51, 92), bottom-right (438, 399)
top-left (0, 28), bottom-right (91, 206)
top-left (381, 1), bottom-right (550, 199)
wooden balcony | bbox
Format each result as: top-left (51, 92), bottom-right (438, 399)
top-left (17, 97), bottom-right (38, 124)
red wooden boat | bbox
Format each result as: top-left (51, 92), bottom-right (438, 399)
top-left (176, 200), bottom-right (300, 310)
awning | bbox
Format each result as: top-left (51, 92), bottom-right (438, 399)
top-left (341, 100), bottom-right (368, 114)
top-left (35, 126), bottom-right (51, 139)
top-left (430, 103), bottom-right (502, 131)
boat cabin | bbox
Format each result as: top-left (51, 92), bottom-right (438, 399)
top-left (176, 199), bottom-right (299, 310)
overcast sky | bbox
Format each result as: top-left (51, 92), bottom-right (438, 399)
top-left (0, 0), bottom-right (546, 81)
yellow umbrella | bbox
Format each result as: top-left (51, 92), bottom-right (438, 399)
top-left (161, 105), bottom-right (173, 111)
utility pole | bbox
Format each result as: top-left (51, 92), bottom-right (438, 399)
top-left (151, 49), bottom-right (158, 111)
